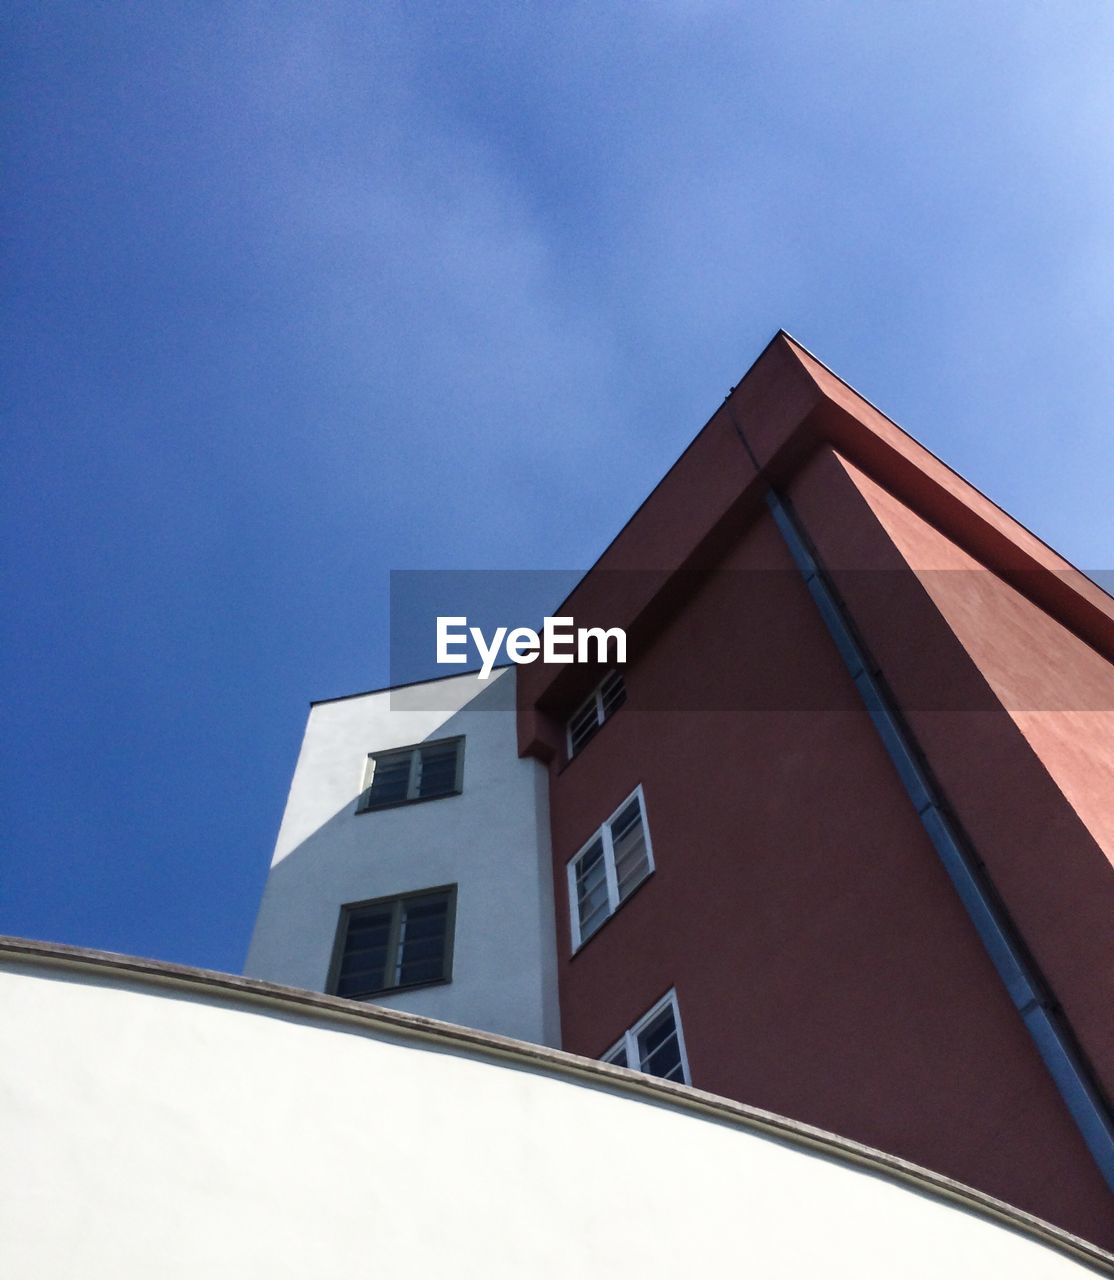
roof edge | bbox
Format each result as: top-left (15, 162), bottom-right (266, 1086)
top-left (310, 662), bottom-right (512, 706)
top-left (770, 332), bottom-right (1114, 626)
top-left (2, 934), bottom-right (1111, 1273)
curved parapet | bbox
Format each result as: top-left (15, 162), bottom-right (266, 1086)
top-left (0, 936), bottom-right (1109, 1278)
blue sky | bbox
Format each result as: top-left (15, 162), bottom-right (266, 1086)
top-left (3, 3), bottom-right (1113, 973)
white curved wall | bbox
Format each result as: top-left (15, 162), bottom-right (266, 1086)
top-left (245, 667), bottom-right (558, 1045)
top-left (0, 954), bottom-right (1105, 1280)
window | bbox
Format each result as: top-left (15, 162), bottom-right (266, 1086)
top-left (602, 990), bottom-right (690, 1084)
top-left (566, 669), bottom-right (626, 758)
top-left (356, 736), bottom-right (464, 813)
top-left (567, 785), bottom-right (653, 948)
top-left (329, 886), bottom-right (456, 1000)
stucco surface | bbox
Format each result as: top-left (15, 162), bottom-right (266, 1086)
top-left (788, 448), bottom-right (1114, 1118)
top-left (0, 959), bottom-right (1105, 1280)
top-left (839, 454), bottom-right (1114, 866)
top-left (541, 496), bottom-right (1114, 1246)
top-left (245, 667), bottom-right (559, 1046)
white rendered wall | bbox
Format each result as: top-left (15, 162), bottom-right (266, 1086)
top-left (245, 668), bottom-right (559, 1046)
top-left (0, 957), bottom-right (1102, 1280)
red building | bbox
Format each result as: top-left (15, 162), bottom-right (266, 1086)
top-left (249, 332), bottom-right (1114, 1249)
top-left (518, 333), bottom-right (1114, 1246)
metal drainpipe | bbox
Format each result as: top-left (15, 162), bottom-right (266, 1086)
top-left (760, 480), bottom-right (1114, 1195)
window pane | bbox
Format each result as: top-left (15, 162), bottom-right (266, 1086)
top-left (599, 671), bottom-right (626, 720)
top-left (339, 939), bottom-right (391, 970)
top-left (397, 894), bottom-right (449, 986)
top-left (568, 699), bottom-right (601, 755)
top-left (336, 973), bottom-right (385, 998)
top-left (401, 913), bottom-right (446, 942)
top-left (602, 1044), bottom-right (628, 1068)
top-left (344, 910), bottom-right (392, 954)
top-left (336, 893), bottom-right (455, 997)
top-left (611, 799), bottom-right (649, 902)
top-left (397, 958), bottom-right (446, 987)
top-left (417, 742), bottom-right (459, 798)
top-left (403, 895), bottom-right (449, 925)
top-left (337, 904), bottom-right (392, 996)
top-left (569, 672), bottom-right (625, 758)
top-left (637, 1006), bottom-right (684, 1082)
top-left (337, 949), bottom-right (389, 997)
top-left (367, 752), bottom-right (413, 806)
top-left (346, 904), bottom-right (393, 934)
top-left (575, 838), bottom-right (610, 939)
top-left (579, 897), bottom-right (610, 941)
top-left (397, 960), bottom-right (444, 986)
top-left (575, 838), bottom-right (605, 889)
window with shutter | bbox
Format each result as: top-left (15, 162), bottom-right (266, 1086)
top-left (330, 887), bottom-right (456, 999)
top-left (567, 785), bottom-right (654, 948)
top-left (601, 991), bottom-right (690, 1085)
top-left (566, 670), bottom-right (627, 758)
top-left (356, 736), bottom-right (464, 813)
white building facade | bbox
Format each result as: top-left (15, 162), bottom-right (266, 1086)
top-left (245, 667), bottom-right (559, 1046)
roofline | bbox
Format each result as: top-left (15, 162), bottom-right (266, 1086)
top-left (547, 327), bottom-right (1111, 623)
top-left (776, 329), bottom-right (1114, 609)
top-left (310, 662), bottom-right (513, 706)
top-left (518, 329), bottom-right (1112, 744)
top-left (323, 329), bottom-right (1109, 715)
top-left (2, 934), bottom-right (1111, 1273)
top-left (542, 330), bottom-right (789, 622)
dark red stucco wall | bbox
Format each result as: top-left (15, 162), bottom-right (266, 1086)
top-left (538, 472), bottom-right (1114, 1247)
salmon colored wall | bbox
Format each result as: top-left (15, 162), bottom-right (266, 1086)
top-left (788, 449), bottom-right (1114, 1113)
top-left (542, 495), bottom-right (1113, 1247)
top-left (837, 455), bottom-right (1114, 867)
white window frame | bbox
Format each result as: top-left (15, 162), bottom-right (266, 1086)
top-left (565, 669), bottom-right (626, 759)
top-left (601, 989), bottom-right (691, 1085)
top-left (566, 783), bottom-right (654, 950)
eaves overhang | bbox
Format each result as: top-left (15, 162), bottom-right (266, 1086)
top-left (516, 330), bottom-right (1114, 758)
